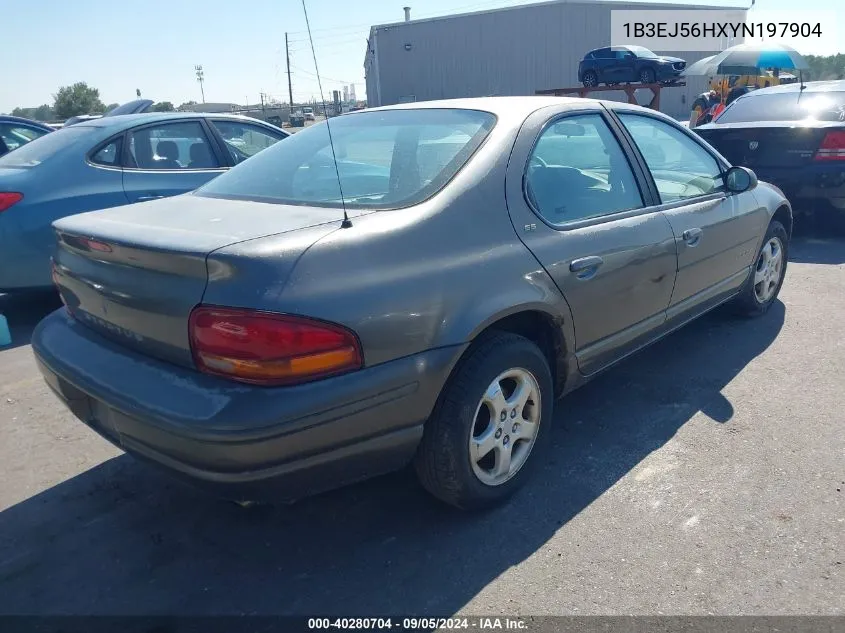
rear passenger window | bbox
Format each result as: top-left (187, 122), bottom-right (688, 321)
top-left (127, 121), bottom-right (219, 170)
top-left (91, 139), bottom-right (121, 166)
top-left (525, 114), bottom-right (644, 225)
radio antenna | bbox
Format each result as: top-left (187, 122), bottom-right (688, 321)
top-left (301, 0), bottom-right (351, 228)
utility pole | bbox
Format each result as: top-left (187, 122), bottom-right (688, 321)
top-left (285, 32), bottom-right (294, 107)
top-left (195, 65), bottom-right (206, 103)
top-left (260, 92), bottom-right (267, 116)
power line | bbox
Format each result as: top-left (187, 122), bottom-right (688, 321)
top-left (289, 64), bottom-right (358, 86)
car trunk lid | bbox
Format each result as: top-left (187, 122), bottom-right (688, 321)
top-left (695, 121), bottom-right (838, 169)
top-left (52, 194), bottom-right (346, 368)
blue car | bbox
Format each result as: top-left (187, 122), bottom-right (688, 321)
top-left (578, 46), bottom-right (686, 87)
top-left (0, 112), bottom-right (289, 291)
top-left (0, 115), bottom-right (54, 157)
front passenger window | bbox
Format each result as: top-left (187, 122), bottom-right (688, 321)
top-left (617, 113), bottom-right (724, 203)
top-left (525, 114), bottom-right (644, 225)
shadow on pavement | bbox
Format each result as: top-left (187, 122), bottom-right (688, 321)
top-left (789, 237), bottom-right (845, 265)
top-left (0, 292), bottom-right (61, 351)
top-left (0, 301), bottom-right (785, 615)
top-left (789, 206), bottom-right (845, 264)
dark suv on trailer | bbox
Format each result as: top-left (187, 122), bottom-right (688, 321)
top-left (579, 46), bottom-right (686, 87)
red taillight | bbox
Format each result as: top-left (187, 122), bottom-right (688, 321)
top-left (188, 306), bottom-right (363, 386)
top-left (0, 192), bottom-right (23, 213)
top-left (82, 238), bottom-right (113, 253)
top-left (815, 130), bottom-right (845, 161)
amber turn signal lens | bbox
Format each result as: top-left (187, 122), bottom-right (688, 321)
top-left (188, 306), bottom-right (363, 386)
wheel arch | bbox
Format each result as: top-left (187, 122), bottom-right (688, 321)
top-left (772, 204), bottom-right (793, 239)
top-left (463, 305), bottom-right (574, 398)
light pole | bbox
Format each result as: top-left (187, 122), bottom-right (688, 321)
top-left (195, 65), bottom-right (206, 103)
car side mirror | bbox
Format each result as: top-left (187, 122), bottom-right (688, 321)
top-left (725, 166), bottom-right (757, 193)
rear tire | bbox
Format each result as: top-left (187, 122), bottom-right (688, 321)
top-left (582, 71), bottom-right (598, 87)
top-left (414, 333), bottom-right (554, 510)
top-left (731, 220), bottom-right (789, 317)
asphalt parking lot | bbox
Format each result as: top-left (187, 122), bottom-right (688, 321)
top-left (0, 232), bottom-right (843, 616)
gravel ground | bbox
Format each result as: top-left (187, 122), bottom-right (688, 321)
top-left (0, 236), bottom-right (842, 616)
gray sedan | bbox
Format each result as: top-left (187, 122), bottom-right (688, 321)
top-left (33, 97), bottom-right (791, 510)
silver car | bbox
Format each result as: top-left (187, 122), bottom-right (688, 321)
top-left (33, 97), bottom-right (791, 510)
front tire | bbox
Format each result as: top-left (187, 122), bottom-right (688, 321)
top-left (640, 68), bottom-right (656, 84)
top-left (414, 333), bottom-right (554, 510)
top-left (582, 70), bottom-right (598, 87)
top-left (731, 220), bottom-right (789, 317)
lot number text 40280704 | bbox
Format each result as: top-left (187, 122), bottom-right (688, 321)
top-left (307, 617), bottom-right (529, 630)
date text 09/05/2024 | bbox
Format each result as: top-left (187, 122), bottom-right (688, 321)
top-left (307, 618), bottom-right (529, 630)
top-left (622, 21), bottom-right (822, 38)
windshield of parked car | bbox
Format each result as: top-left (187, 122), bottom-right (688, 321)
top-left (0, 125), bottom-right (95, 168)
top-left (196, 108), bottom-right (497, 209)
top-left (716, 91), bottom-right (845, 123)
top-left (627, 46), bottom-right (658, 58)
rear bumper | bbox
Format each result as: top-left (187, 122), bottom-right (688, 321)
top-left (32, 309), bottom-right (466, 501)
top-left (752, 164), bottom-right (845, 211)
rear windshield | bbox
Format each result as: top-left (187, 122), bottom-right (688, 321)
top-left (195, 108), bottom-right (497, 209)
top-left (0, 125), bottom-right (95, 167)
top-left (717, 91), bottom-right (845, 123)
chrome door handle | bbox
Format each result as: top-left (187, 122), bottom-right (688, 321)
top-left (682, 228), bottom-right (702, 246)
top-left (569, 256), bottom-right (604, 279)
top-left (137, 195), bottom-right (164, 202)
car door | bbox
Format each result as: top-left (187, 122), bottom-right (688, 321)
top-left (592, 48), bottom-right (612, 82)
top-left (121, 119), bottom-right (227, 203)
top-left (505, 106), bottom-right (678, 376)
top-left (208, 119), bottom-right (288, 167)
top-left (607, 49), bottom-right (635, 83)
top-left (613, 109), bottom-right (767, 323)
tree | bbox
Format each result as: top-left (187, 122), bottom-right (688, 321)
top-left (177, 100), bottom-right (198, 111)
top-left (805, 54), bottom-right (845, 81)
top-left (151, 101), bottom-right (175, 112)
top-left (32, 104), bottom-right (54, 121)
top-left (53, 82), bottom-right (106, 119)
top-left (9, 104), bottom-right (54, 121)
top-left (105, 102), bottom-right (120, 112)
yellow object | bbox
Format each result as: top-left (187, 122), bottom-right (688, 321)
top-left (709, 71), bottom-right (782, 94)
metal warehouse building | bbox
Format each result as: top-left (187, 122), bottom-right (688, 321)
top-left (364, 0), bottom-right (746, 120)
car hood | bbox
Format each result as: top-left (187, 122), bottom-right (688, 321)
top-left (656, 56), bottom-right (685, 63)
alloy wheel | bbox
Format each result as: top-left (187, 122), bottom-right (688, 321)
top-left (469, 368), bottom-right (542, 486)
top-left (753, 236), bottom-right (784, 304)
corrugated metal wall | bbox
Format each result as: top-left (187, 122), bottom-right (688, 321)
top-left (365, 1), bottom-right (732, 120)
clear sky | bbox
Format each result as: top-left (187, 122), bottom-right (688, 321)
top-left (2, 0), bottom-right (840, 114)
